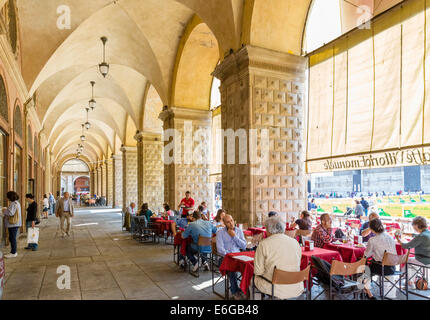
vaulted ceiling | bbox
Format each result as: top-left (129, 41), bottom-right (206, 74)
top-left (13, 0), bottom-right (402, 168)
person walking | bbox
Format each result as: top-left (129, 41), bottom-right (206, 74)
top-left (2, 191), bottom-right (22, 258)
top-left (49, 192), bottom-right (55, 216)
top-left (24, 194), bottom-right (38, 251)
top-left (42, 194), bottom-right (49, 219)
top-left (55, 192), bottom-right (74, 238)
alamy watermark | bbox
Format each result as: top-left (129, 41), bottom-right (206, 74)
top-left (162, 121), bottom-right (270, 173)
top-left (56, 265), bottom-right (71, 290)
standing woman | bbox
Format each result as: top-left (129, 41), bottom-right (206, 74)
top-left (24, 194), bottom-right (38, 251)
top-left (2, 191), bottom-right (22, 258)
top-left (42, 194), bottom-right (49, 219)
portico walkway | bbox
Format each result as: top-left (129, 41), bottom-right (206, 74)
top-left (1, 208), bottom-right (221, 300)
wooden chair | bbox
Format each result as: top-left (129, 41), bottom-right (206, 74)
top-left (210, 236), bottom-right (228, 299)
top-left (188, 236), bottom-right (212, 277)
top-left (371, 250), bottom-right (410, 300)
top-left (296, 229), bottom-right (312, 244)
top-left (252, 265), bottom-right (311, 300)
top-left (328, 258), bottom-right (367, 300)
top-left (284, 229), bottom-right (297, 238)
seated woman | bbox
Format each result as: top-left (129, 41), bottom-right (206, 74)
top-left (396, 216), bottom-right (430, 289)
top-left (364, 218), bottom-right (397, 299)
top-left (161, 204), bottom-right (174, 220)
top-left (291, 210), bottom-right (312, 231)
top-left (213, 209), bottom-right (226, 228)
top-left (360, 211), bottom-right (379, 242)
top-left (138, 203), bottom-right (153, 227)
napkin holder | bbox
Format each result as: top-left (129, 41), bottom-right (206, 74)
top-left (305, 240), bottom-right (314, 251)
top-left (354, 235), bottom-right (362, 245)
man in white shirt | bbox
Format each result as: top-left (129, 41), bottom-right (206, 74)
top-left (125, 202), bottom-right (137, 232)
top-left (254, 216), bottom-right (303, 300)
top-left (55, 192), bottom-right (74, 237)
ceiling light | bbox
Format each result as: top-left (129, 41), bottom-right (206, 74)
top-left (89, 81), bottom-right (96, 110)
top-left (80, 124), bottom-right (86, 141)
top-left (99, 37), bottom-right (109, 78)
top-left (85, 108), bottom-right (91, 129)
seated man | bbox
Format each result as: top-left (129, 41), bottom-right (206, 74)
top-left (216, 214), bottom-right (247, 300)
top-left (254, 216), bottom-right (303, 299)
top-left (177, 212), bottom-right (195, 267)
top-left (311, 213), bottom-right (333, 248)
top-left (124, 202), bottom-right (137, 232)
top-left (182, 211), bottom-right (217, 272)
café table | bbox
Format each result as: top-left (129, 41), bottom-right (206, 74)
top-left (243, 230), bottom-right (253, 237)
top-left (324, 242), bottom-right (365, 263)
top-left (247, 227), bottom-right (266, 236)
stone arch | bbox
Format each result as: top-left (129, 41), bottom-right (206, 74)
top-left (27, 123), bottom-right (32, 152)
top-left (171, 16), bottom-right (220, 110)
top-left (13, 103), bottom-right (22, 138)
top-left (0, 74), bottom-right (8, 123)
top-left (7, 0), bottom-right (18, 54)
top-left (243, 0), bottom-right (312, 55)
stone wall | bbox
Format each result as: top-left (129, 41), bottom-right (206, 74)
top-left (213, 45), bottom-right (307, 225)
top-left (107, 159), bottom-right (113, 206)
top-left (121, 147), bottom-right (138, 210)
top-left (112, 154), bottom-right (123, 208)
top-left (159, 107), bottom-right (213, 212)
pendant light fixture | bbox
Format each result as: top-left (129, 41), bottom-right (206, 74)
top-left (89, 81), bottom-right (96, 110)
top-left (99, 36), bottom-right (109, 78)
top-left (80, 124), bottom-right (86, 142)
top-left (85, 107), bottom-right (91, 130)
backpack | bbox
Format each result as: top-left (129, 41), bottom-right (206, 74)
top-left (311, 256), bottom-right (345, 290)
top-left (334, 228), bottom-right (345, 239)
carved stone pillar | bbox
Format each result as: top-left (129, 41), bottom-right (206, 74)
top-left (101, 161), bottom-right (107, 197)
top-left (90, 169), bottom-right (95, 196)
top-left (107, 159), bottom-right (113, 207)
top-left (135, 131), bottom-right (164, 212)
top-left (159, 107), bottom-right (213, 212)
top-left (213, 45), bottom-right (307, 225)
top-left (121, 146), bottom-right (138, 211)
top-left (112, 154), bottom-right (123, 208)
top-left (96, 164), bottom-right (102, 196)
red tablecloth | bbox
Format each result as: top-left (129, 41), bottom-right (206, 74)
top-left (219, 251), bottom-right (256, 295)
top-left (323, 241), bottom-right (414, 263)
top-left (346, 219), bottom-right (361, 227)
top-left (154, 220), bottom-right (174, 236)
top-left (243, 230), bottom-right (252, 237)
top-left (300, 247), bottom-right (343, 270)
top-left (324, 243), bottom-right (365, 263)
top-left (174, 231), bottom-right (192, 256)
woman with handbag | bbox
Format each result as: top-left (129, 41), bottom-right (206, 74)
top-left (24, 194), bottom-right (38, 251)
top-left (2, 191), bottom-right (22, 258)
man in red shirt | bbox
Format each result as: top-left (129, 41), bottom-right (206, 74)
top-left (178, 191), bottom-right (195, 217)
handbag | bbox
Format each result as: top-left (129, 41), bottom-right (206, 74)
top-left (8, 210), bottom-right (19, 225)
top-left (27, 227), bottom-right (39, 244)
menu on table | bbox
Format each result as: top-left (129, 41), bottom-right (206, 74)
top-left (232, 255), bottom-right (254, 262)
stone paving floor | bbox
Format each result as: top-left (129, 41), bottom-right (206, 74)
top-left (1, 208), bottom-right (223, 300)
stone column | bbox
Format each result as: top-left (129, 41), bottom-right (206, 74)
top-left (106, 159), bottom-right (113, 207)
top-left (159, 107), bottom-right (213, 212)
top-left (134, 131), bottom-right (164, 212)
top-left (213, 45), bottom-right (307, 225)
top-left (112, 154), bottom-right (123, 208)
top-left (89, 169), bottom-right (93, 196)
top-left (101, 161), bottom-right (107, 197)
top-left (96, 164), bottom-right (102, 196)
top-left (121, 146), bottom-right (138, 211)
